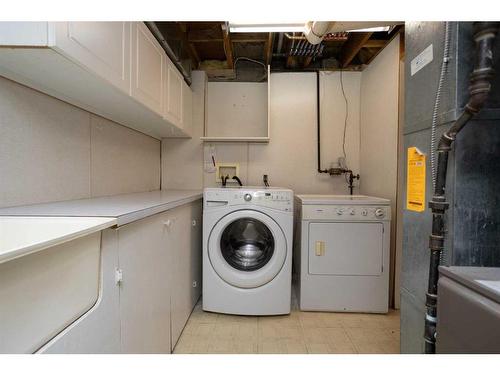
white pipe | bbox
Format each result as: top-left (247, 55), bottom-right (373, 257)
top-left (304, 21), bottom-right (333, 45)
top-left (304, 21), bottom-right (403, 45)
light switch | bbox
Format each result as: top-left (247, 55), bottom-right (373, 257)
top-left (315, 241), bottom-right (325, 256)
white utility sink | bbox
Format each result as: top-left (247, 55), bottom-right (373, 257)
top-left (0, 216), bottom-right (116, 264)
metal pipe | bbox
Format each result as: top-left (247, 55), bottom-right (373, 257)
top-left (276, 33), bottom-right (284, 55)
top-left (145, 22), bottom-right (192, 86)
top-left (424, 21), bottom-right (499, 354)
top-left (284, 32), bottom-right (307, 40)
top-left (317, 71), bottom-right (328, 173)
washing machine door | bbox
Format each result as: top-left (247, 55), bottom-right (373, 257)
top-left (208, 209), bottom-right (287, 289)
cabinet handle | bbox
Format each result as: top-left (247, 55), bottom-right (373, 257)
top-left (192, 220), bottom-right (197, 227)
top-left (163, 219), bottom-right (173, 228)
top-left (115, 268), bottom-right (123, 285)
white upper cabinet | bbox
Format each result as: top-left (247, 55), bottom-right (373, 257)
top-left (0, 22), bottom-right (192, 139)
top-left (181, 81), bottom-right (193, 133)
top-left (131, 22), bottom-right (164, 115)
top-left (52, 22), bottom-right (131, 94)
top-left (164, 60), bottom-right (183, 125)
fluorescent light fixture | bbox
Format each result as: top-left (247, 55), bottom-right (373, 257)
top-left (347, 26), bottom-right (391, 32)
top-left (229, 23), bottom-right (305, 33)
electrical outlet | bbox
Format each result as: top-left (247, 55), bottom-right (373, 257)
top-left (216, 163), bottom-right (240, 182)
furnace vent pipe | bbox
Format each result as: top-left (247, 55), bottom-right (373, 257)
top-left (424, 21), bottom-right (499, 354)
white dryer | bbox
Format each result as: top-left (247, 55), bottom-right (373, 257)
top-left (203, 187), bottom-right (293, 315)
top-left (294, 195), bottom-right (391, 313)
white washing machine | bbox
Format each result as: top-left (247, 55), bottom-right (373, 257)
top-left (203, 187), bottom-right (293, 315)
top-left (294, 195), bottom-right (391, 313)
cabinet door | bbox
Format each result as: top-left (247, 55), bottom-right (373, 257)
top-left (167, 202), bottom-right (202, 349)
top-left (164, 60), bottom-right (183, 125)
top-left (39, 230), bottom-right (121, 353)
top-left (53, 22), bottom-right (131, 94)
top-left (118, 214), bottom-right (171, 353)
top-left (130, 22), bottom-right (164, 115)
top-left (181, 81), bottom-right (193, 133)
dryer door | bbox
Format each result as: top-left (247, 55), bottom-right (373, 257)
top-left (208, 210), bottom-right (287, 289)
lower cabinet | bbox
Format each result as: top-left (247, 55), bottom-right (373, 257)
top-left (39, 230), bottom-right (121, 354)
top-left (168, 203), bottom-right (202, 349)
top-left (118, 213), bottom-right (171, 354)
top-left (37, 200), bottom-right (202, 354)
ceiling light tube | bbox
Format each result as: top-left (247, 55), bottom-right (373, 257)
top-left (229, 23), bottom-right (305, 33)
top-left (347, 26), bottom-right (391, 32)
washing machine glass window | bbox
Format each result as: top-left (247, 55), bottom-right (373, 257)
top-left (220, 218), bottom-right (275, 272)
top-left (207, 209), bottom-right (288, 289)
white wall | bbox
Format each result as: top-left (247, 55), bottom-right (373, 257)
top-left (359, 35), bottom-right (401, 306)
top-left (206, 81), bottom-right (268, 138)
top-left (0, 75), bottom-right (161, 208)
top-left (162, 71), bottom-right (362, 194)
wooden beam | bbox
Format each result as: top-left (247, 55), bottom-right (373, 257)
top-left (365, 25), bottom-right (404, 65)
top-left (363, 39), bottom-right (388, 48)
top-left (339, 32), bottom-right (373, 68)
top-left (399, 30), bottom-right (405, 61)
top-left (221, 23), bottom-right (234, 69)
top-left (265, 33), bottom-right (274, 65)
top-left (187, 27), bottom-right (223, 43)
top-left (177, 22), bottom-right (200, 69)
top-left (303, 56), bottom-right (313, 68)
top-left (232, 34), bottom-right (269, 43)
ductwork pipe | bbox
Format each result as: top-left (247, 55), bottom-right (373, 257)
top-left (145, 22), bottom-right (192, 86)
top-left (304, 21), bottom-right (403, 45)
top-left (424, 21), bottom-right (499, 354)
top-left (304, 22), bottom-right (333, 45)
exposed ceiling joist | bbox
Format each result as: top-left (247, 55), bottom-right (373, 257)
top-left (364, 39), bottom-right (388, 48)
top-left (177, 22), bottom-right (201, 69)
top-left (221, 23), bottom-right (234, 69)
top-left (339, 32), bottom-right (373, 68)
top-left (364, 26), bottom-right (403, 65)
top-left (187, 27), bottom-right (222, 43)
top-left (232, 34), bottom-right (270, 43)
top-left (303, 56), bottom-right (313, 68)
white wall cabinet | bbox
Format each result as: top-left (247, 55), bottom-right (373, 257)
top-left (131, 22), bottom-right (164, 114)
top-left (164, 60), bottom-right (183, 125)
top-left (52, 22), bottom-right (131, 94)
top-left (0, 22), bottom-right (191, 139)
top-left (181, 79), bottom-right (193, 133)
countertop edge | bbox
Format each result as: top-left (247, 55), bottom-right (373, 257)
top-left (116, 193), bottom-right (203, 226)
top-left (0, 190), bottom-right (203, 225)
top-left (0, 217), bottom-right (117, 265)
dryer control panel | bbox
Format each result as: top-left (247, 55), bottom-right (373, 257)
top-left (301, 204), bottom-right (391, 221)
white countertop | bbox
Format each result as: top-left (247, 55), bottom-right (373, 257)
top-left (0, 190), bottom-right (203, 226)
top-left (0, 216), bottom-right (116, 264)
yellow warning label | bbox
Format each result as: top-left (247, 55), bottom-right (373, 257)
top-left (407, 147), bottom-right (426, 212)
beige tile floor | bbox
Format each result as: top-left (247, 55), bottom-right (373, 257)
top-left (173, 298), bottom-right (400, 354)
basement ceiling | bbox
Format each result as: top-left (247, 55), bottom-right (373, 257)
top-left (150, 21), bottom-right (404, 82)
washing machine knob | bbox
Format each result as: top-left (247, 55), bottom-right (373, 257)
top-left (375, 208), bottom-right (385, 218)
top-left (244, 193), bottom-right (252, 202)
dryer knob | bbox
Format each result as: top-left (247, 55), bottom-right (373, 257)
top-left (244, 193), bottom-right (252, 202)
top-left (375, 208), bottom-right (385, 218)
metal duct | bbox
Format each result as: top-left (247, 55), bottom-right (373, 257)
top-left (145, 22), bottom-right (192, 85)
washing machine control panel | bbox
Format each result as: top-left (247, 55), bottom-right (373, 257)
top-left (302, 205), bottom-right (390, 221)
top-left (204, 188), bottom-right (293, 211)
